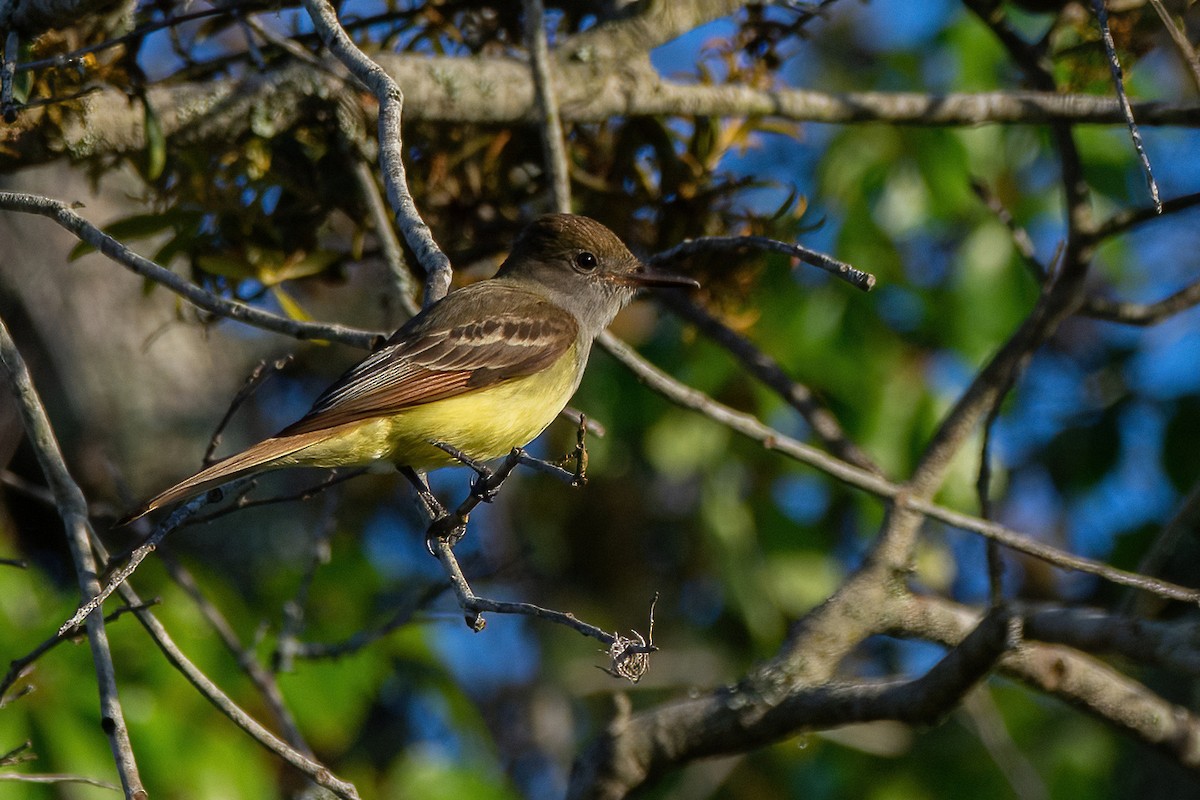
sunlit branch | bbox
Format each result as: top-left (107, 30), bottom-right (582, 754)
top-left (0, 192), bottom-right (375, 348)
top-left (524, 0), bottom-right (571, 215)
top-left (570, 607), bottom-right (1018, 798)
top-left (302, 0), bottom-right (452, 305)
top-left (0, 314), bottom-right (144, 796)
top-left (598, 331), bottom-right (1200, 604)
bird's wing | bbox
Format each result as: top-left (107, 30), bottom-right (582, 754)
top-left (279, 284), bottom-right (579, 436)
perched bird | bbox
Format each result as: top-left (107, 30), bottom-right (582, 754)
top-left (123, 214), bottom-right (697, 522)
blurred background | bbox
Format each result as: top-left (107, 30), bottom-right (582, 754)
top-left (2, 1), bottom-right (1200, 797)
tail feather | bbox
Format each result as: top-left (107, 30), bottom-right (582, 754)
top-left (118, 434), bottom-right (316, 525)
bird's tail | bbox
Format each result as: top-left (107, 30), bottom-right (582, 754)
top-left (118, 435), bottom-right (315, 525)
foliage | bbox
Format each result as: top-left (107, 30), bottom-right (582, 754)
top-left (2, 1), bottom-right (1200, 798)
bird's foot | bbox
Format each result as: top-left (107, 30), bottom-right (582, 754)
top-left (425, 512), bottom-right (469, 556)
top-left (553, 414), bottom-right (589, 487)
top-left (431, 441), bottom-right (500, 503)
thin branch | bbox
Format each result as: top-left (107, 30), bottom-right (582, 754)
top-left (59, 477), bottom-right (255, 635)
top-left (1148, 0), bottom-right (1200, 93)
top-left (886, 0), bottom-right (1095, 568)
top-left (597, 331), bottom-right (1200, 603)
top-left (0, 314), bottom-right (146, 798)
top-left (524, 0), bottom-right (572, 215)
top-left (1, 603), bottom-right (147, 704)
top-left (273, 492), bottom-right (337, 674)
top-left (301, 0), bottom-right (452, 305)
top-left (970, 178), bottom-right (1047, 282)
top-left (352, 158), bottom-right (421, 319)
top-left (158, 551), bottom-right (314, 755)
top-left (649, 235), bottom-right (875, 291)
top-left (654, 291), bottom-right (881, 473)
top-left (14, 8), bottom-right (228, 75)
top-left (1125, 477), bottom-right (1200, 606)
top-left (431, 534), bottom-right (656, 682)
top-left (186, 470), bottom-right (363, 524)
top-left (288, 581), bottom-right (446, 660)
top-left (959, 688), bottom-right (1049, 800)
top-left (1020, 603), bottom-right (1200, 675)
top-left (102, 544), bottom-right (362, 799)
top-left (0, 192), bottom-right (375, 349)
top-left (1, 30), bottom-right (18, 123)
top-left (568, 607), bottom-right (1017, 799)
top-left (1081, 279), bottom-right (1200, 325)
top-left (1088, 190), bottom-right (1200, 242)
top-left (1091, 0), bottom-right (1161, 212)
top-left (974, 323), bottom-right (1030, 607)
top-left (410, 442), bottom-right (654, 680)
top-left (204, 356), bottom-right (293, 467)
top-left (904, 595), bottom-right (1200, 770)
top-left (0, 772), bottom-right (121, 791)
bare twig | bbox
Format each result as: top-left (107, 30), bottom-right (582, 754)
top-left (970, 178), bottom-right (1047, 282)
top-left (409, 442), bottom-right (654, 679)
top-left (1, 30), bottom-right (18, 123)
top-left (1, 603), bottom-right (147, 703)
top-left (959, 688), bottom-right (1048, 800)
top-left (655, 291), bottom-right (881, 473)
top-left (1148, 0), bottom-right (1200, 93)
top-left (649, 235), bottom-right (875, 291)
top-left (1090, 0), bottom-right (1161, 212)
top-left (15, 8), bottom-right (227, 75)
top-left (301, 0), bottom-right (452, 305)
top-left (59, 477), bottom-right (255, 635)
top-left (1082, 279), bottom-right (1200, 326)
top-left (0, 314), bottom-right (146, 798)
top-left (1124, 478), bottom-right (1200, 610)
top-left (1020, 602), bottom-right (1200, 675)
top-left (102, 544), bottom-right (362, 799)
top-left (904, 595), bottom-right (1200, 769)
top-left (597, 331), bottom-right (1200, 603)
top-left (569, 607), bottom-right (1016, 798)
top-left (204, 356), bottom-right (294, 466)
top-left (0, 772), bottom-right (121, 791)
top-left (1088, 191), bottom-right (1200, 242)
top-left (289, 581), bottom-right (447, 660)
top-left (0, 192), bottom-right (375, 349)
top-left (432, 534), bottom-right (656, 679)
top-left (273, 495), bottom-right (338, 674)
top-left (352, 158), bottom-right (421, 318)
top-left (158, 551), bottom-right (314, 754)
top-left (524, 0), bottom-right (572, 214)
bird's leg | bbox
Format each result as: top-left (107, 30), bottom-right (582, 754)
top-left (399, 466), bottom-right (467, 555)
top-left (552, 413), bottom-right (589, 487)
top-left (399, 466), bottom-right (445, 519)
top-left (430, 441), bottom-right (501, 503)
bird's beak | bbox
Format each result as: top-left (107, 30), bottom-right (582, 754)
top-left (615, 264), bottom-right (700, 290)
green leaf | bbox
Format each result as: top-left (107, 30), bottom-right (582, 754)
top-left (68, 213), bottom-right (179, 260)
top-left (142, 98), bottom-right (167, 181)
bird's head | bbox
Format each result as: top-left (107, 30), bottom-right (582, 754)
top-left (497, 214), bottom-right (697, 333)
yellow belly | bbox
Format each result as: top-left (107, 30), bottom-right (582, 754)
top-left (275, 345), bottom-right (583, 471)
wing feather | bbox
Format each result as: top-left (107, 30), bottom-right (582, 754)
top-left (279, 284), bottom-right (579, 437)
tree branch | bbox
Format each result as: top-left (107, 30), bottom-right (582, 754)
top-left (568, 607), bottom-right (1017, 799)
top-left (903, 595), bottom-right (1200, 770)
top-left (0, 313), bottom-right (146, 798)
top-left (0, 192), bottom-right (376, 348)
top-left (6, 52), bottom-right (1199, 172)
top-left (301, 0), bottom-right (452, 303)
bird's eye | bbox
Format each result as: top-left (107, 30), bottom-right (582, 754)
top-left (573, 251), bottom-right (598, 271)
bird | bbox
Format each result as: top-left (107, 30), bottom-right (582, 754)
top-left (122, 213), bottom-right (697, 523)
